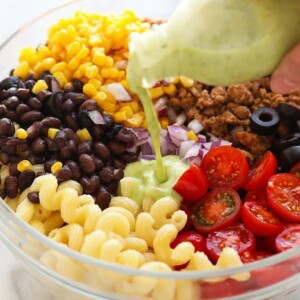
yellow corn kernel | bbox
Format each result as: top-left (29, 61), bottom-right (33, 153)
top-left (50, 62), bottom-right (67, 74)
top-left (94, 91), bottom-right (107, 107)
top-left (99, 101), bottom-right (116, 113)
top-left (124, 112), bottom-right (144, 127)
top-left (160, 117), bottom-right (170, 129)
top-left (108, 68), bottom-right (119, 79)
top-left (105, 56), bottom-right (114, 68)
top-left (67, 57), bottom-right (81, 71)
top-left (41, 57), bottom-right (56, 71)
top-left (85, 65), bottom-right (99, 78)
top-left (171, 76), bottom-right (180, 84)
top-left (83, 83), bottom-right (98, 97)
top-left (63, 69), bottom-right (73, 81)
top-left (128, 101), bottom-right (140, 113)
top-left (114, 111), bottom-right (127, 123)
top-left (37, 44), bottom-right (52, 58)
top-left (88, 78), bottom-right (102, 90)
top-left (19, 46), bottom-right (36, 62)
top-left (13, 61), bottom-right (30, 80)
top-left (48, 128), bottom-right (60, 139)
top-left (105, 24), bottom-right (117, 37)
top-left (162, 83), bottom-right (177, 96)
top-left (51, 162), bottom-right (63, 174)
top-left (15, 128), bottom-right (28, 140)
top-left (100, 68), bottom-right (109, 78)
top-left (119, 106), bottom-right (133, 118)
top-left (187, 130), bottom-right (198, 142)
top-left (66, 41), bottom-right (82, 59)
top-left (17, 160), bottom-right (32, 172)
top-left (149, 87), bottom-right (164, 99)
top-left (53, 72), bottom-right (68, 88)
top-left (76, 128), bottom-right (92, 141)
top-left (32, 80), bottom-right (48, 94)
top-left (179, 76), bottom-right (194, 88)
top-left (88, 34), bottom-right (103, 47)
top-left (74, 45), bottom-right (89, 60)
top-left (66, 24), bottom-right (77, 40)
top-left (92, 51), bottom-right (106, 67)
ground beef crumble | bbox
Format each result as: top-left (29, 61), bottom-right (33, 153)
top-left (169, 76), bottom-right (300, 159)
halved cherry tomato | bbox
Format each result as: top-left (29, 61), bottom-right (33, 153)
top-left (242, 201), bottom-right (284, 236)
top-left (200, 145), bottom-right (249, 190)
top-left (173, 164), bottom-right (208, 203)
top-left (267, 173), bottom-right (300, 222)
top-left (191, 188), bottom-right (242, 234)
top-left (275, 224), bottom-right (300, 252)
top-left (243, 151), bottom-right (277, 191)
top-left (290, 161), bottom-right (300, 178)
top-left (179, 203), bottom-right (193, 232)
top-left (240, 250), bottom-right (273, 263)
top-left (244, 189), bottom-right (268, 208)
top-left (206, 223), bottom-right (255, 262)
top-left (171, 231), bottom-right (207, 270)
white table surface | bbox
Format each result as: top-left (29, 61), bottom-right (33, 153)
top-left (0, 2), bottom-right (69, 299)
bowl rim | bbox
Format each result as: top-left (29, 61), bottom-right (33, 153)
top-left (0, 0), bottom-right (300, 281)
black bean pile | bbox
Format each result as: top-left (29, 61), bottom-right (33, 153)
top-left (0, 73), bottom-right (139, 209)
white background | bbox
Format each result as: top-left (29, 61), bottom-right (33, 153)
top-left (0, 1), bottom-right (69, 299)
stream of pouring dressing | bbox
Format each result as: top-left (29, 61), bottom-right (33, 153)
top-left (127, 0), bottom-right (300, 183)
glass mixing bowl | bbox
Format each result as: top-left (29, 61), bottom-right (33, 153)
top-left (0, 0), bottom-right (300, 299)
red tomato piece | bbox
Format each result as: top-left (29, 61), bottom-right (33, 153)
top-left (206, 223), bottom-right (255, 262)
top-left (242, 201), bottom-right (284, 236)
top-left (275, 224), bottom-right (300, 252)
top-left (240, 250), bottom-right (273, 264)
top-left (200, 145), bottom-right (249, 190)
top-left (179, 203), bottom-right (193, 232)
top-left (173, 164), bottom-right (208, 203)
top-left (243, 151), bottom-right (277, 191)
top-left (191, 188), bottom-right (242, 234)
top-left (290, 161), bottom-right (300, 178)
top-left (267, 173), bottom-right (300, 222)
top-left (244, 189), bottom-right (268, 208)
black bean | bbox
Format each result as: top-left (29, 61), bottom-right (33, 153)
top-left (0, 189), bottom-right (7, 199)
top-left (53, 131), bottom-right (67, 149)
top-left (94, 156), bottom-right (104, 170)
top-left (27, 153), bottom-right (45, 165)
top-left (7, 87), bottom-right (18, 97)
top-left (27, 97), bottom-right (42, 111)
top-left (106, 181), bottom-right (119, 194)
top-left (79, 154), bottom-right (95, 174)
top-left (65, 160), bottom-right (81, 181)
top-left (66, 139), bottom-right (77, 152)
top-left (28, 192), bottom-right (40, 204)
top-left (77, 110), bottom-right (94, 128)
top-left (39, 71), bottom-right (52, 79)
top-left (5, 96), bottom-right (20, 110)
top-left (16, 143), bottom-right (28, 152)
top-left (115, 127), bottom-right (135, 143)
top-left (0, 104), bottom-right (7, 117)
top-left (0, 90), bottom-right (8, 100)
top-left (16, 88), bottom-right (30, 100)
top-left (119, 153), bottom-right (138, 163)
top-left (89, 126), bottom-right (104, 139)
top-left (43, 75), bottom-right (61, 93)
top-left (95, 188), bottom-right (111, 210)
top-left (31, 137), bottom-right (46, 154)
top-left (44, 160), bottom-right (56, 173)
top-left (37, 90), bottom-right (52, 102)
top-left (18, 170), bottom-right (35, 192)
top-left (65, 113), bottom-right (79, 131)
top-left (16, 103), bottom-right (30, 115)
top-left (112, 159), bottom-right (126, 170)
top-left (72, 78), bottom-right (84, 92)
top-left (113, 169), bottom-right (124, 181)
top-left (64, 85), bottom-right (75, 93)
top-left (103, 114), bottom-right (114, 128)
top-left (17, 79), bottom-right (25, 89)
top-left (24, 80), bottom-right (36, 90)
top-left (64, 92), bottom-right (87, 106)
top-left (9, 163), bottom-right (20, 176)
top-left (79, 100), bottom-right (98, 111)
top-left (80, 175), bottom-right (100, 194)
top-left (107, 140), bottom-right (126, 155)
top-left (20, 111), bottom-right (42, 124)
top-left (26, 122), bottom-right (42, 139)
top-left (62, 98), bottom-right (74, 112)
top-left (4, 176), bottom-right (18, 198)
top-left (43, 92), bottom-right (63, 119)
top-left (62, 128), bottom-right (78, 141)
top-left (0, 76), bottom-right (20, 90)
top-left (99, 166), bottom-right (114, 183)
top-left (0, 153), bottom-right (9, 164)
top-left (77, 141), bottom-right (93, 155)
top-left (55, 165), bottom-right (72, 181)
top-left (94, 142), bottom-right (111, 161)
top-left (41, 116), bottom-right (61, 128)
top-left (0, 118), bottom-right (15, 136)
top-left (5, 111), bottom-right (18, 122)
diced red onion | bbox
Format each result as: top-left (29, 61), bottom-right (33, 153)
top-left (220, 140), bottom-right (232, 146)
top-left (162, 80), bottom-right (170, 86)
top-left (167, 107), bottom-right (178, 123)
top-left (179, 140), bottom-right (195, 158)
top-left (140, 154), bottom-right (156, 160)
top-left (114, 60), bottom-right (128, 70)
top-left (151, 81), bottom-right (161, 88)
top-left (126, 142), bottom-right (138, 153)
top-left (154, 97), bottom-right (168, 118)
top-left (168, 125), bottom-right (188, 146)
top-left (187, 119), bottom-right (204, 134)
top-left (106, 83), bottom-right (132, 102)
top-left (175, 112), bottom-right (187, 126)
top-left (140, 138), bottom-right (154, 155)
top-left (132, 128), bottom-right (149, 140)
top-left (87, 110), bottom-right (106, 125)
top-left (160, 128), bottom-right (168, 138)
top-left (198, 134), bottom-right (207, 143)
top-left (160, 135), bottom-right (169, 156)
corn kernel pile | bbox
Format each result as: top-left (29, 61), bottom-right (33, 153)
top-left (13, 10), bottom-right (193, 129)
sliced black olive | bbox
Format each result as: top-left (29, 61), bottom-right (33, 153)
top-left (0, 76), bottom-right (20, 90)
top-left (279, 145), bottom-right (300, 172)
top-left (250, 107), bottom-right (280, 135)
top-left (277, 103), bottom-right (300, 121)
top-left (271, 132), bottom-right (300, 154)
